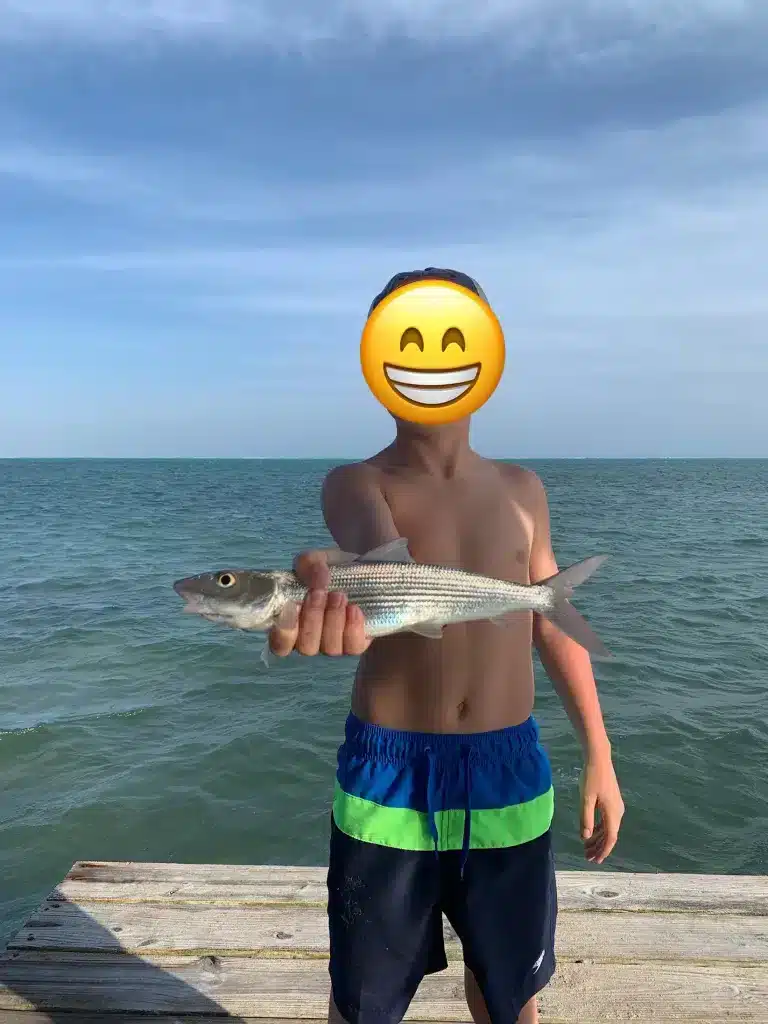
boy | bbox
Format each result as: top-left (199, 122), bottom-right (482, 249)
top-left (269, 269), bottom-right (624, 1024)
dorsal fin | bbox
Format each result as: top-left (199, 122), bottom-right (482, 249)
top-left (325, 547), bottom-right (361, 566)
top-left (357, 537), bottom-right (414, 562)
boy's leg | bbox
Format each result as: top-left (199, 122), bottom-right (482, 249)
top-left (465, 968), bottom-right (539, 1024)
top-left (515, 995), bottom-right (539, 1024)
top-left (464, 965), bottom-right (491, 1024)
top-left (516, 996), bottom-right (539, 1024)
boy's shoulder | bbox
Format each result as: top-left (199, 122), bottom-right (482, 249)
top-left (493, 460), bottom-right (547, 496)
top-left (322, 457), bottom-right (549, 500)
top-left (322, 459), bottom-right (384, 501)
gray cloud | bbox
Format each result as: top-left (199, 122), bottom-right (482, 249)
top-left (0, 1), bottom-right (763, 53)
top-left (2, 99), bottom-right (767, 228)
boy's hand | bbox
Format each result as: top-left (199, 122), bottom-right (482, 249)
top-left (268, 549), bottom-right (371, 658)
top-left (580, 753), bottom-right (625, 864)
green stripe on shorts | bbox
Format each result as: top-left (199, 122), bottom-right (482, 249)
top-left (332, 781), bottom-right (554, 851)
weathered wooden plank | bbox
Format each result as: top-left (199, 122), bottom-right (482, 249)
top-left (0, 1016), bottom-right (759, 1024)
top-left (0, 952), bottom-right (766, 1020)
top-left (53, 879), bottom-right (331, 905)
top-left (0, 1016), bottom-right (479, 1024)
top-left (0, 1017), bottom-right (464, 1024)
top-left (0, 1016), bottom-right (337, 1024)
top-left (0, 1015), bottom-right (508, 1024)
top-left (11, 901), bottom-right (768, 963)
top-left (54, 864), bottom-right (768, 915)
top-left (66, 863), bottom-right (324, 884)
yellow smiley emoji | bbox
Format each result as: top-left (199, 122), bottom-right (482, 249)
top-left (360, 279), bottom-right (505, 425)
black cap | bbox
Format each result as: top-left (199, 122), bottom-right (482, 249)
top-left (368, 267), bottom-right (488, 317)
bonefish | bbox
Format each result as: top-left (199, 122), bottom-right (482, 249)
top-left (173, 537), bottom-right (611, 664)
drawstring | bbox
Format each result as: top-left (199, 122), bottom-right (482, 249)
top-left (424, 747), bottom-right (440, 859)
top-left (425, 745), bottom-right (473, 877)
top-left (460, 746), bottom-right (473, 879)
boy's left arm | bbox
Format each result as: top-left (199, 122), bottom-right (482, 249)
top-left (523, 469), bottom-right (625, 863)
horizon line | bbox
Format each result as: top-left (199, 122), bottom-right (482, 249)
top-left (1, 456), bottom-right (765, 462)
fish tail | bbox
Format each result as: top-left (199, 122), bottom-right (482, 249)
top-left (538, 555), bottom-right (611, 659)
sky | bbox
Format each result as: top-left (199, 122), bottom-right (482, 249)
top-left (1, 1), bottom-right (767, 458)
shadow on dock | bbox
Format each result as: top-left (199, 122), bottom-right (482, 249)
top-left (0, 896), bottom-right (251, 1021)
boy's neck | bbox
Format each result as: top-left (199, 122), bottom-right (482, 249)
top-left (390, 417), bottom-right (474, 478)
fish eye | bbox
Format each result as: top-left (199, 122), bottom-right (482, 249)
top-left (441, 327), bottom-right (465, 351)
top-left (216, 572), bottom-right (237, 588)
top-left (400, 327), bottom-right (424, 351)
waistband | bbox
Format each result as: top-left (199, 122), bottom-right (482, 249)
top-left (343, 713), bottom-right (540, 766)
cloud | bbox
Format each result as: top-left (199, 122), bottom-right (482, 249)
top-left (1, 7), bottom-right (766, 458)
top-left (1, 102), bottom-right (765, 334)
top-left (0, 0), bottom-right (764, 59)
top-left (3, 98), bottom-right (768, 233)
top-left (3, 169), bottom-right (768, 324)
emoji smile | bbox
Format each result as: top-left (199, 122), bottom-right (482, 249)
top-left (384, 363), bottom-right (481, 407)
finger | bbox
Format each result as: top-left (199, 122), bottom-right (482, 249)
top-left (296, 589), bottom-right (328, 655)
top-left (593, 831), bottom-right (620, 863)
top-left (585, 835), bottom-right (606, 860)
top-left (584, 829), bottom-right (601, 859)
top-left (268, 602), bottom-right (300, 657)
top-left (585, 819), bottom-right (615, 853)
top-left (580, 793), bottom-right (597, 840)
top-left (320, 592), bottom-right (348, 655)
top-left (585, 835), bottom-right (604, 856)
top-left (343, 604), bottom-right (370, 656)
top-left (585, 819), bottom-right (606, 846)
top-left (293, 550), bottom-right (330, 590)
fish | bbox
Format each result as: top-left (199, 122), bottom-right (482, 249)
top-left (173, 537), bottom-right (611, 665)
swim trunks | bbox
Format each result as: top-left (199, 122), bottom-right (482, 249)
top-left (327, 713), bottom-right (557, 1024)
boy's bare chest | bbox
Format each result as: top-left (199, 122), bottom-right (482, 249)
top-left (380, 474), bottom-right (533, 584)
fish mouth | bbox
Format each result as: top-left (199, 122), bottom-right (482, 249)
top-left (176, 590), bottom-right (238, 625)
top-left (173, 580), bottom-right (214, 616)
top-left (173, 579), bottom-right (198, 607)
top-left (175, 589), bottom-right (207, 615)
top-left (384, 363), bottom-right (481, 407)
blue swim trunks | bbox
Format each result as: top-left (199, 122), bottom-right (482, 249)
top-left (327, 713), bottom-right (558, 1024)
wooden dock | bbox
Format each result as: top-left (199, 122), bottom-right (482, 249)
top-left (1, 861), bottom-right (766, 1022)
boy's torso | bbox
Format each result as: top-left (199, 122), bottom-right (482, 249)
top-left (346, 451), bottom-right (539, 734)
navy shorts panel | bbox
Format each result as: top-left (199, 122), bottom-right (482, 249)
top-left (327, 819), bottom-right (447, 1024)
top-left (444, 829), bottom-right (558, 1021)
top-left (327, 819), bottom-right (557, 1024)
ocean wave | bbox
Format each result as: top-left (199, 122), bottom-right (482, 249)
top-left (1, 458), bottom-right (767, 928)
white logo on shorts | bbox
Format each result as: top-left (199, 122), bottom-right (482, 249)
top-left (532, 949), bottom-right (545, 974)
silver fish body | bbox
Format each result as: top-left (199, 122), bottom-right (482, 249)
top-left (173, 537), bottom-right (611, 659)
top-left (307, 560), bottom-right (554, 637)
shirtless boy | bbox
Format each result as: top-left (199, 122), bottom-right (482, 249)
top-left (269, 269), bottom-right (625, 1024)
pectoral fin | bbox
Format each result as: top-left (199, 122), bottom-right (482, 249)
top-left (357, 537), bottom-right (415, 563)
top-left (409, 621), bottom-right (443, 639)
top-left (489, 612), bottom-right (518, 627)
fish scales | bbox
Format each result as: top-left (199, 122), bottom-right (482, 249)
top-left (274, 562), bottom-right (548, 636)
top-left (173, 537), bottom-right (611, 659)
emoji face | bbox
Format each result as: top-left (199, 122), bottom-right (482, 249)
top-left (360, 280), bottom-right (505, 425)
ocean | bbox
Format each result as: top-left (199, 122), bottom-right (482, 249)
top-left (1, 458), bottom-right (767, 945)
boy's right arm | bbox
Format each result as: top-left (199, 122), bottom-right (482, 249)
top-left (268, 463), bottom-right (400, 658)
